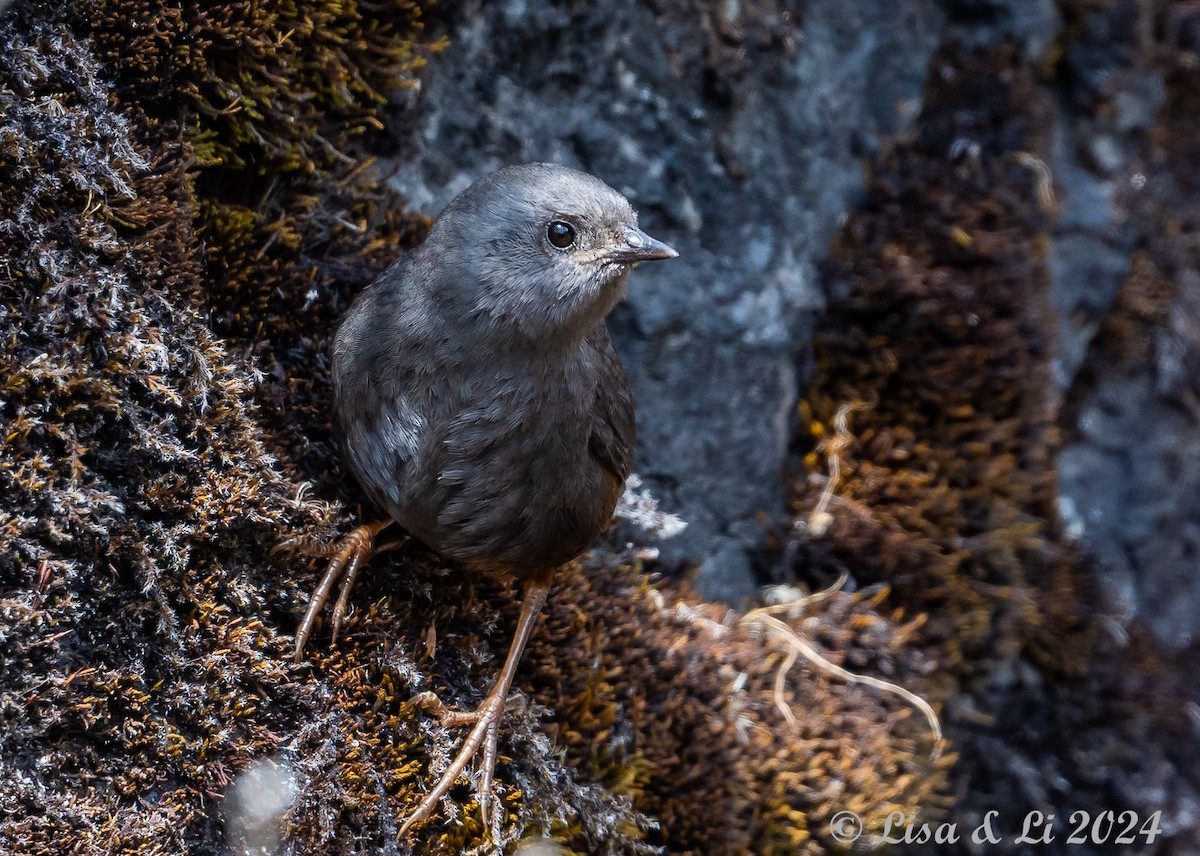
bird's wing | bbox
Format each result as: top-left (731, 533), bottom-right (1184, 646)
top-left (331, 273), bottom-right (427, 513)
top-left (587, 327), bottom-right (635, 485)
top-left (334, 362), bottom-right (425, 512)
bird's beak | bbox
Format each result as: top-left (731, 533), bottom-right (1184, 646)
top-left (610, 224), bottom-right (679, 263)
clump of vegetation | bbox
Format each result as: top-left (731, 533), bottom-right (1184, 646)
top-left (0, 1), bottom-right (949, 853)
top-left (793, 44), bottom-right (1086, 685)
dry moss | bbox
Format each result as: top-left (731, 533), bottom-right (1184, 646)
top-left (791, 45), bottom-right (1089, 684)
top-left (1, 1), bottom-right (948, 853)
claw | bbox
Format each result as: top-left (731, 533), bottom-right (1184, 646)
top-left (398, 581), bottom-right (550, 838)
top-left (292, 519), bottom-right (395, 661)
top-left (329, 535), bottom-right (372, 644)
top-left (398, 691), bottom-right (506, 838)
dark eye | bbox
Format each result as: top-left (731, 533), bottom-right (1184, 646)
top-left (546, 220), bottom-right (576, 249)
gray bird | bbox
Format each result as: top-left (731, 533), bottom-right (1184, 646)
top-left (290, 163), bottom-right (678, 834)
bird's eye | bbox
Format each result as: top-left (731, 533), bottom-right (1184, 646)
top-left (546, 220), bottom-right (576, 250)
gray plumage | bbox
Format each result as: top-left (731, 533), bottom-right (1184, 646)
top-left (331, 163), bottom-right (677, 579)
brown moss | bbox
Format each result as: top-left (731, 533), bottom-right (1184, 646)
top-left (1, 1), bottom-right (948, 853)
top-left (268, 553), bottom-right (949, 855)
top-left (527, 561), bottom-right (950, 854)
top-left (67, 0), bottom-right (440, 481)
top-left (788, 35), bottom-right (1200, 854)
top-left (792, 45), bottom-right (1089, 683)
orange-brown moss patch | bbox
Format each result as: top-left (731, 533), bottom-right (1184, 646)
top-left (0, 2), bottom-right (948, 853)
top-left (788, 36), bottom-right (1200, 853)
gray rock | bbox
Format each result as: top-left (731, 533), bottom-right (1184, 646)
top-left (1041, 11), bottom-right (1200, 649)
top-left (945, 0), bottom-right (1062, 61)
top-left (1061, 377), bottom-right (1200, 649)
top-left (1047, 233), bottom-right (1129, 386)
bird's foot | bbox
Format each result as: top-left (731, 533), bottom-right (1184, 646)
top-left (397, 581), bottom-right (550, 838)
top-left (285, 519), bottom-right (400, 661)
top-left (401, 689), bottom-right (509, 838)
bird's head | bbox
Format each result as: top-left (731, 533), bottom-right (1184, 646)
top-left (430, 163), bottom-right (677, 346)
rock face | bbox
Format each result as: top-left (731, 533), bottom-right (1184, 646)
top-left (388, 0), bottom-right (944, 600)
top-left (1046, 6), bottom-right (1200, 650)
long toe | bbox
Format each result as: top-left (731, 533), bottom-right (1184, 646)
top-left (328, 531), bottom-right (376, 643)
top-left (272, 533), bottom-right (334, 558)
top-left (399, 580), bottom-right (549, 836)
top-left (292, 519), bottom-right (394, 660)
top-left (476, 712), bottom-right (504, 834)
top-left (399, 694), bottom-right (507, 837)
top-left (411, 691), bottom-right (483, 728)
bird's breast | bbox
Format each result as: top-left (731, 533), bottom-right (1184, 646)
top-left (394, 361), bottom-right (621, 577)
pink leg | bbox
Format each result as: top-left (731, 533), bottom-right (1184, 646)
top-left (399, 580), bottom-right (550, 837)
top-left (290, 519), bottom-right (394, 662)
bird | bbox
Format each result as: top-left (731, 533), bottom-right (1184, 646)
top-left (289, 163), bottom-right (678, 835)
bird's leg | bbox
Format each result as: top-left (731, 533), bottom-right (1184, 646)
top-left (288, 518), bottom-right (396, 662)
top-left (400, 579), bottom-right (551, 837)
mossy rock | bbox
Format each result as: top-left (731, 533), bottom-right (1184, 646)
top-left (0, 1), bottom-right (947, 853)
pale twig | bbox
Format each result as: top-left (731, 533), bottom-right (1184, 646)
top-left (653, 574), bottom-right (943, 755)
top-left (1013, 151), bottom-right (1056, 210)
top-left (808, 400), bottom-right (873, 537)
top-left (741, 609), bottom-right (943, 752)
top-left (773, 646), bottom-right (799, 724)
top-left (760, 572), bottom-right (849, 618)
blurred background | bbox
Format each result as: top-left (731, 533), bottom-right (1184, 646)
top-left (380, 4), bottom-right (1200, 849)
